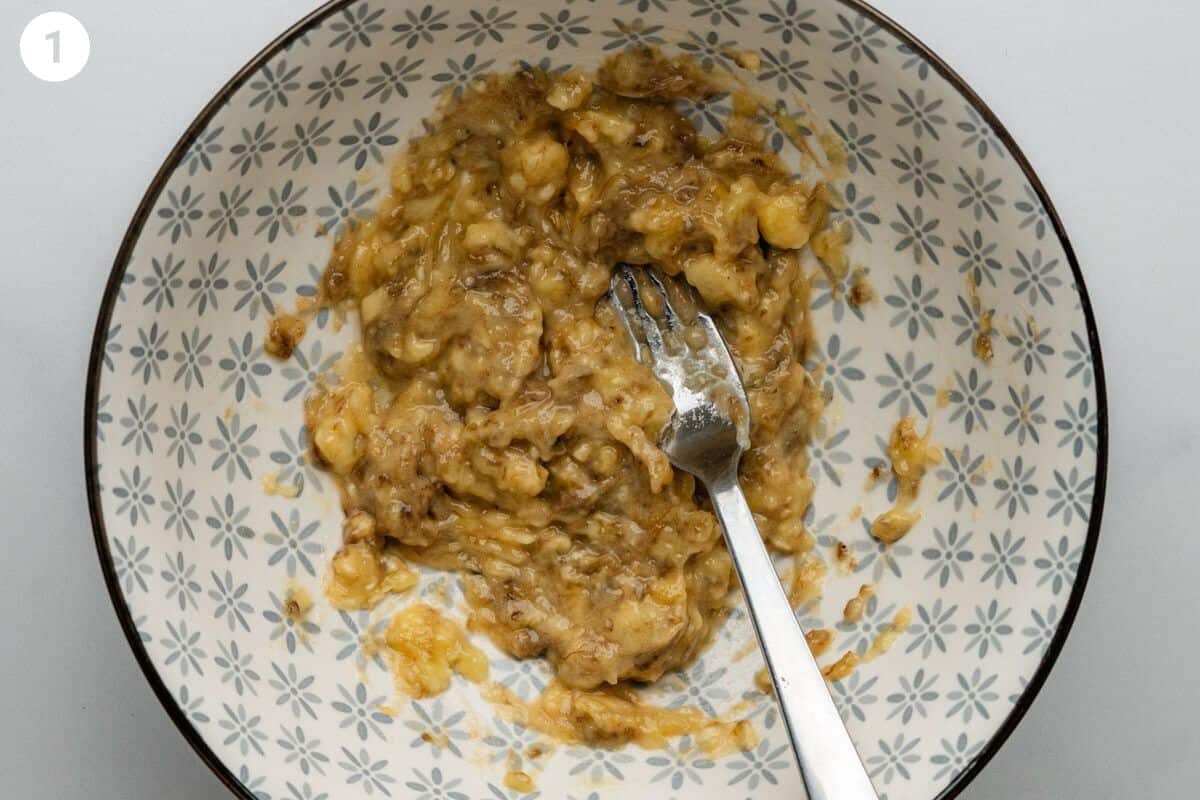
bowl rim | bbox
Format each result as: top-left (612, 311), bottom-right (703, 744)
top-left (82, 2), bottom-right (1108, 798)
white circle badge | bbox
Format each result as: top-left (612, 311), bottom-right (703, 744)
top-left (20, 12), bottom-right (90, 82)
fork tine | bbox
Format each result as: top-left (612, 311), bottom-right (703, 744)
top-left (606, 284), bottom-right (643, 362)
top-left (643, 268), bottom-right (679, 330)
top-left (619, 266), bottom-right (667, 357)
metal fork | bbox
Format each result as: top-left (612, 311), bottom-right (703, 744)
top-left (607, 264), bottom-right (878, 800)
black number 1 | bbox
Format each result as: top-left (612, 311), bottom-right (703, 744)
top-left (46, 29), bottom-right (61, 63)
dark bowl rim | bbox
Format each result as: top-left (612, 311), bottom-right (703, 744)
top-left (83, 2), bottom-right (1108, 798)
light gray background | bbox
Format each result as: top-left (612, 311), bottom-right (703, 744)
top-left (1, 1), bottom-right (1195, 797)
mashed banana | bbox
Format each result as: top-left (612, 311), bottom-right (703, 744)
top-left (299, 48), bottom-right (833, 702)
top-left (485, 680), bottom-right (757, 754)
top-left (384, 604), bottom-right (489, 697)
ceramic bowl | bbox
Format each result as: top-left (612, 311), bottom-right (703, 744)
top-left (86, 2), bottom-right (1106, 798)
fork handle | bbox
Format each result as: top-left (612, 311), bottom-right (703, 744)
top-left (707, 471), bottom-right (879, 800)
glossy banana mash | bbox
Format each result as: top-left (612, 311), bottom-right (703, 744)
top-left (297, 48), bottom-right (842, 736)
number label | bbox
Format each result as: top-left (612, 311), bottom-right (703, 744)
top-left (20, 12), bottom-right (89, 82)
top-left (46, 29), bottom-right (60, 63)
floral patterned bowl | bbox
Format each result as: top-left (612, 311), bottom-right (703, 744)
top-left (85, 1), bottom-right (1106, 799)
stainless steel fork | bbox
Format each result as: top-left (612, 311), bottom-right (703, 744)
top-left (607, 263), bottom-right (879, 800)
